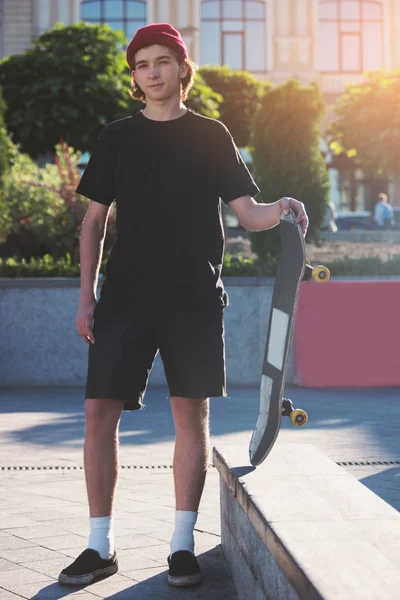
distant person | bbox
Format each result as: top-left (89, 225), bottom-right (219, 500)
top-left (374, 193), bottom-right (394, 229)
top-left (320, 201), bottom-right (338, 232)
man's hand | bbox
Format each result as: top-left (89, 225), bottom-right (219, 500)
top-left (76, 299), bottom-right (97, 344)
top-left (278, 197), bottom-right (309, 235)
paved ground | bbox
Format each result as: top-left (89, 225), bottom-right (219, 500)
top-left (0, 385), bottom-right (399, 599)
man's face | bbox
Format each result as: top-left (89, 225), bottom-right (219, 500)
top-left (133, 45), bottom-right (188, 102)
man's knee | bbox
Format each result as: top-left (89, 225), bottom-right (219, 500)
top-left (170, 397), bottom-right (209, 430)
top-left (85, 398), bottom-right (124, 429)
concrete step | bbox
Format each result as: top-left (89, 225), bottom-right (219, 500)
top-left (213, 444), bottom-right (400, 600)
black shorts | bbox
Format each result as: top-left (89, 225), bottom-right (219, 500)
top-left (86, 303), bottom-right (226, 410)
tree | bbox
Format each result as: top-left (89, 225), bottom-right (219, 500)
top-left (199, 66), bottom-right (271, 147)
top-left (187, 73), bottom-right (222, 120)
top-left (0, 89), bottom-right (12, 186)
top-left (250, 80), bottom-right (330, 261)
top-left (0, 23), bottom-right (222, 159)
top-left (0, 23), bottom-right (131, 157)
top-left (329, 70), bottom-right (400, 177)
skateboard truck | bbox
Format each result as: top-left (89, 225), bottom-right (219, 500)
top-left (282, 398), bottom-right (308, 427)
top-left (303, 259), bottom-right (330, 283)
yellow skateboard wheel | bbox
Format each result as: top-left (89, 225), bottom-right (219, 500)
top-left (305, 258), bottom-right (311, 265)
top-left (312, 265), bottom-right (330, 283)
top-left (290, 409), bottom-right (308, 427)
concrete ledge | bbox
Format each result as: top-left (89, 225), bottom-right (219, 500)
top-left (0, 276), bottom-right (397, 387)
top-left (213, 445), bottom-right (400, 600)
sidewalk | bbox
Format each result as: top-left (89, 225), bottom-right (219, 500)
top-left (0, 385), bottom-right (399, 599)
top-left (0, 466), bottom-right (236, 599)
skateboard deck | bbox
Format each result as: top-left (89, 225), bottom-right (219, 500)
top-left (249, 209), bottom-right (307, 467)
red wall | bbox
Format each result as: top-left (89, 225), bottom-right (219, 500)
top-left (294, 281), bottom-right (400, 387)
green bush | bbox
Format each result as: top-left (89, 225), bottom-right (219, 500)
top-left (187, 73), bottom-right (222, 120)
top-left (250, 80), bottom-right (330, 261)
top-left (2, 253), bottom-right (400, 278)
top-left (199, 66), bottom-right (270, 147)
top-left (0, 143), bottom-right (86, 259)
top-left (0, 254), bottom-right (107, 277)
top-left (0, 89), bottom-right (12, 187)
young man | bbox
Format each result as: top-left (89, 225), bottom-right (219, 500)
top-left (58, 23), bottom-right (308, 588)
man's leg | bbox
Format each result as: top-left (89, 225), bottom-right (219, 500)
top-left (169, 396), bottom-right (209, 556)
top-left (84, 398), bottom-right (125, 558)
top-left (84, 397), bottom-right (125, 517)
top-left (58, 397), bottom-right (124, 586)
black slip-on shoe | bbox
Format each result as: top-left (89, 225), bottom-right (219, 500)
top-left (167, 550), bottom-right (203, 587)
top-left (58, 549), bottom-right (118, 586)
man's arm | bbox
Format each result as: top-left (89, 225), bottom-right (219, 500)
top-left (229, 195), bottom-right (309, 235)
top-left (76, 201), bottom-right (111, 344)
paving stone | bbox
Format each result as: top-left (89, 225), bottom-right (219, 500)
top-left (132, 544), bottom-right (169, 565)
top-left (28, 534), bottom-right (87, 551)
top-left (15, 510), bottom-right (79, 522)
top-left (119, 565), bottom-right (166, 581)
top-left (20, 556), bottom-right (75, 579)
top-left (89, 582), bottom-right (155, 600)
top-left (0, 517), bottom-right (41, 529)
top-left (0, 567), bottom-right (52, 586)
top-left (0, 534), bottom-right (35, 551)
top-left (0, 558), bottom-right (20, 572)
top-left (1, 526), bottom-right (71, 540)
top-left (81, 574), bottom-right (138, 598)
top-left (0, 590), bottom-right (29, 600)
top-left (113, 533), bottom-right (164, 550)
top-left (7, 582), bottom-right (93, 599)
top-left (0, 547), bottom-right (64, 564)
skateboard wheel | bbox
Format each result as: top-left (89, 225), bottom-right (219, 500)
top-left (305, 259), bottom-right (311, 265)
top-left (290, 409), bottom-right (308, 427)
top-left (312, 265), bottom-right (330, 283)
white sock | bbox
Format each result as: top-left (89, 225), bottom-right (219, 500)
top-left (170, 510), bottom-right (197, 555)
top-left (88, 516), bottom-right (114, 560)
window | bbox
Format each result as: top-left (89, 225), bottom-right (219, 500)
top-left (318, 1), bottom-right (383, 73)
top-left (201, 0), bottom-right (266, 72)
top-left (81, 0), bottom-right (146, 42)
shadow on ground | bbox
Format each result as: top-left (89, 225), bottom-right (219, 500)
top-left (1, 385), bottom-right (399, 457)
top-left (32, 546), bottom-right (238, 600)
top-left (360, 467), bottom-right (400, 510)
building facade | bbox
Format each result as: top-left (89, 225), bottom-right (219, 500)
top-left (1, 0), bottom-right (400, 210)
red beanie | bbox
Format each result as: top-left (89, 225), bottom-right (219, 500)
top-left (126, 23), bottom-right (188, 69)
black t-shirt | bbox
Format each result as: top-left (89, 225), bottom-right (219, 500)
top-left (76, 108), bottom-right (260, 309)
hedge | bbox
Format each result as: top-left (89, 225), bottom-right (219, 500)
top-left (1, 253), bottom-right (400, 278)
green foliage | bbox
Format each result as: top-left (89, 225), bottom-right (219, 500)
top-left (186, 72), bottom-right (222, 119)
top-left (0, 23), bottom-right (224, 158)
top-left (329, 70), bottom-right (400, 176)
top-left (0, 22), bottom-right (133, 157)
top-left (250, 80), bottom-right (330, 261)
top-left (0, 89), bottom-right (12, 186)
top-left (223, 252), bottom-right (265, 276)
top-left (198, 66), bottom-right (271, 147)
top-left (2, 253), bottom-right (400, 278)
top-left (0, 144), bottom-right (86, 258)
top-left (0, 254), bottom-right (80, 277)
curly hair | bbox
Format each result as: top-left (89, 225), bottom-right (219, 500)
top-left (129, 50), bottom-right (197, 103)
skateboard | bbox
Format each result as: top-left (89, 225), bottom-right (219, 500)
top-left (249, 209), bottom-right (330, 467)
